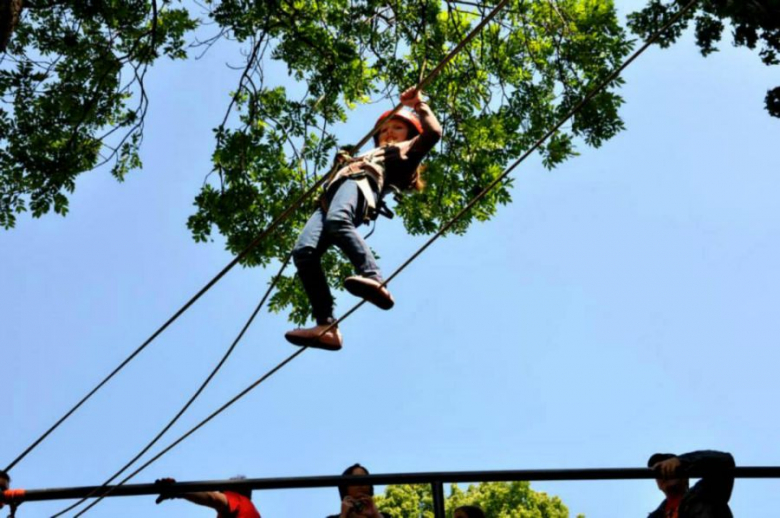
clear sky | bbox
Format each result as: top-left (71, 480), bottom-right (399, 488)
top-left (3, 1), bottom-right (779, 517)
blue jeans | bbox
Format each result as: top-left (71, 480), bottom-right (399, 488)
top-left (292, 179), bottom-right (383, 325)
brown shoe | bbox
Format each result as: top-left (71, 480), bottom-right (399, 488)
top-left (344, 276), bottom-right (395, 310)
top-left (284, 324), bottom-right (343, 351)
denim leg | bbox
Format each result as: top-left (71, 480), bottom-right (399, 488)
top-left (292, 209), bottom-right (336, 325)
top-left (323, 179), bottom-right (383, 281)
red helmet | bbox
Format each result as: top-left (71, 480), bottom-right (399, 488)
top-left (373, 109), bottom-right (422, 145)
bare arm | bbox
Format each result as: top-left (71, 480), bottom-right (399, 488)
top-left (413, 101), bottom-right (442, 150)
top-left (399, 87), bottom-right (442, 156)
top-left (180, 491), bottom-right (230, 512)
top-left (155, 479), bottom-right (230, 513)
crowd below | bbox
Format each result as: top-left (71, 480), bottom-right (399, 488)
top-left (0, 450), bottom-right (735, 517)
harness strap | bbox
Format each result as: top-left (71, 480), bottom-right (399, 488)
top-left (353, 176), bottom-right (378, 222)
top-left (320, 175), bottom-right (381, 223)
top-left (321, 148), bottom-right (400, 222)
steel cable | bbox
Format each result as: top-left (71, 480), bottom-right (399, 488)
top-left (49, 255), bottom-right (292, 517)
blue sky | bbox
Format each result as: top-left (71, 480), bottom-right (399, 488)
top-left (3, 1), bottom-right (780, 516)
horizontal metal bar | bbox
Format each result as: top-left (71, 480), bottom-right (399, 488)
top-left (7, 467), bottom-right (780, 503)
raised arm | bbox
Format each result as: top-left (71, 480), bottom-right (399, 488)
top-left (155, 478), bottom-right (230, 513)
top-left (400, 87), bottom-right (442, 155)
top-left (678, 450), bottom-right (736, 504)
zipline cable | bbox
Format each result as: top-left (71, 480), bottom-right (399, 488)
top-left (3, 0), bottom-right (513, 475)
top-left (72, 1), bottom-right (698, 515)
top-left (73, 348), bottom-right (308, 517)
top-left (49, 255), bottom-right (292, 518)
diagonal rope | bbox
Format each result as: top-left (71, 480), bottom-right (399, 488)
top-left (3, 0), bottom-right (513, 474)
top-left (49, 255), bottom-right (292, 518)
top-left (72, 1), bottom-right (698, 514)
top-left (73, 348), bottom-right (308, 517)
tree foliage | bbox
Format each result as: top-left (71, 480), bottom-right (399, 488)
top-left (628, 0), bottom-right (780, 117)
top-left (3, 1), bottom-right (636, 323)
top-left (373, 481), bottom-right (585, 518)
top-left (0, 0), bottom-right (196, 228)
top-left (187, 0), bottom-right (633, 324)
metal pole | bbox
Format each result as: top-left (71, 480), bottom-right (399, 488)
top-left (431, 480), bottom-right (446, 518)
top-left (4, 467), bottom-right (779, 503)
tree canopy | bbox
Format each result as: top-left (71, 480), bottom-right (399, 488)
top-left (373, 481), bottom-right (585, 518)
top-left (0, 0), bottom-right (196, 228)
top-left (3, 1), bottom-right (638, 323)
top-left (188, 0), bottom-right (633, 324)
top-left (628, 0), bottom-right (780, 117)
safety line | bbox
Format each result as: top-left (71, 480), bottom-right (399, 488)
top-left (72, 348), bottom-right (308, 517)
top-left (72, 1), bottom-right (698, 514)
top-left (3, 0), bottom-right (513, 475)
top-left (49, 256), bottom-right (292, 517)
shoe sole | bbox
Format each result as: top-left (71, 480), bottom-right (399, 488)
top-left (284, 332), bottom-right (342, 351)
top-left (344, 278), bottom-right (395, 310)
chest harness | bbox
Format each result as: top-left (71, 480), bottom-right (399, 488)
top-left (322, 147), bottom-right (399, 222)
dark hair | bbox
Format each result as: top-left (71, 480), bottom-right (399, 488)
top-left (0, 469), bottom-right (9, 484)
top-left (338, 463), bottom-right (373, 500)
top-left (454, 505), bottom-right (486, 518)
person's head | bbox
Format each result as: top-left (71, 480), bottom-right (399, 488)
top-left (373, 110), bottom-right (427, 191)
top-left (338, 463), bottom-right (374, 502)
top-left (648, 453), bottom-right (688, 497)
top-left (454, 505), bottom-right (486, 518)
top-left (227, 475), bottom-right (252, 499)
top-left (0, 470), bottom-right (10, 509)
top-left (373, 110), bottom-right (421, 147)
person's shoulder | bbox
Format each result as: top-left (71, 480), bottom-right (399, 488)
top-left (647, 500), bottom-right (665, 518)
top-left (222, 491), bottom-right (258, 512)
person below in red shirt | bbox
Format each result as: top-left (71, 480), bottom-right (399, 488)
top-left (0, 469), bottom-right (10, 512)
top-left (155, 476), bottom-right (261, 518)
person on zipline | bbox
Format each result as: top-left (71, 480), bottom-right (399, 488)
top-left (285, 86), bottom-right (442, 351)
